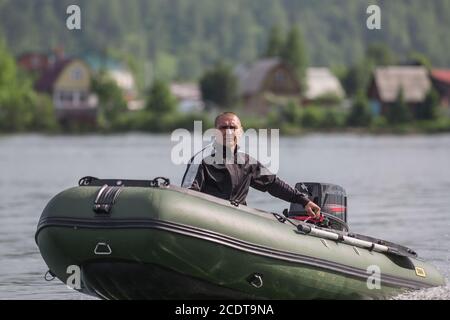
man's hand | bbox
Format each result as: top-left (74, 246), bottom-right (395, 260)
top-left (305, 201), bottom-right (321, 218)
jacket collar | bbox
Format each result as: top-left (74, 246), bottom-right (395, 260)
top-left (210, 142), bottom-right (245, 164)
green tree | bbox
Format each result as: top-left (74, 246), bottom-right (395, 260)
top-left (145, 80), bottom-right (177, 115)
top-left (29, 93), bottom-right (58, 131)
top-left (91, 70), bottom-right (128, 126)
top-left (2, 0), bottom-right (450, 80)
top-left (154, 51), bottom-right (178, 82)
top-left (199, 62), bottom-right (237, 109)
top-left (346, 91), bottom-right (373, 127)
top-left (343, 44), bottom-right (395, 98)
top-left (0, 36), bottom-right (35, 131)
top-left (387, 88), bottom-right (412, 125)
top-left (408, 52), bottom-right (432, 70)
top-left (415, 88), bottom-right (439, 120)
top-left (281, 25), bottom-right (308, 88)
top-left (264, 25), bottom-right (284, 57)
top-left (341, 60), bottom-right (374, 97)
top-left (366, 43), bottom-right (396, 66)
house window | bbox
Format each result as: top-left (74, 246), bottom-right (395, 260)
top-left (71, 67), bottom-right (83, 80)
top-left (273, 70), bottom-right (286, 91)
top-left (80, 92), bottom-right (88, 102)
top-left (59, 91), bottom-right (73, 102)
top-left (275, 70), bottom-right (285, 84)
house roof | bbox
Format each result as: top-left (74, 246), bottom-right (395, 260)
top-left (305, 68), bottom-right (345, 100)
top-left (17, 52), bottom-right (49, 72)
top-left (17, 51), bottom-right (54, 62)
top-left (170, 83), bottom-right (201, 101)
top-left (83, 54), bottom-right (124, 72)
top-left (431, 69), bottom-right (450, 85)
top-left (373, 66), bottom-right (431, 103)
top-left (17, 52), bottom-right (48, 61)
top-left (35, 59), bottom-right (74, 93)
top-left (234, 57), bottom-right (284, 95)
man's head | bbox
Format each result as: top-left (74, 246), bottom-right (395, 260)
top-left (214, 112), bottom-right (243, 150)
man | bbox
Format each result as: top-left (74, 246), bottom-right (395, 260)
top-left (181, 112), bottom-right (321, 218)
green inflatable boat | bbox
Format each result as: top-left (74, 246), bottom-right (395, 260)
top-left (35, 177), bottom-right (445, 300)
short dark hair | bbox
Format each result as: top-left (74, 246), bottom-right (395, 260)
top-left (214, 111), bottom-right (239, 127)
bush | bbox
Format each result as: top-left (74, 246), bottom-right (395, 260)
top-left (312, 93), bottom-right (343, 106)
top-left (321, 108), bottom-right (344, 129)
top-left (176, 113), bottom-right (214, 131)
top-left (239, 116), bottom-right (267, 131)
top-left (416, 118), bottom-right (450, 133)
top-left (112, 110), bottom-right (152, 132)
top-left (111, 110), bottom-right (214, 133)
top-left (371, 116), bottom-right (388, 129)
top-left (301, 106), bottom-right (323, 129)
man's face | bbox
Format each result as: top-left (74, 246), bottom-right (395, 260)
top-left (215, 115), bottom-right (242, 149)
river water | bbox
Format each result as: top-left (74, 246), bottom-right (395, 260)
top-left (0, 133), bottom-right (449, 299)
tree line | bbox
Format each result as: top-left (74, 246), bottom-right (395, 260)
top-left (1, 0), bottom-right (450, 82)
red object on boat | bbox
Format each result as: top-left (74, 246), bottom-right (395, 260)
top-left (324, 204), bottom-right (346, 213)
top-left (291, 214), bottom-right (325, 224)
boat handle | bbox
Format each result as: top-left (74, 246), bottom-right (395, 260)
top-left (94, 242), bottom-right (112, 255)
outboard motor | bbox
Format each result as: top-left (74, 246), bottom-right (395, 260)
top-left (287, 182), bottom-right (348, 231)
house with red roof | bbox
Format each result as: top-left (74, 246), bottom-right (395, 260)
top-left (431, 69), bottom-right (450, 108)
top-left (34, 58), bottom-right (98, 126)
top-left (18, 48), bottom-right (98, 126)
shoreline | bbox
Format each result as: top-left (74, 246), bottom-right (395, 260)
top-left (2, 127), bottom-right (450, 138)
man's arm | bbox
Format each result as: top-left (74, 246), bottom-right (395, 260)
top-left (250, 162), bottom-right (320, 217)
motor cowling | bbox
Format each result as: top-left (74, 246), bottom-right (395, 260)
top-left (288, 182), bottom-right (347, 231)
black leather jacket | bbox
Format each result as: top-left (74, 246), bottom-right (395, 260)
top-left (181, 144), bottom-right (310, 207)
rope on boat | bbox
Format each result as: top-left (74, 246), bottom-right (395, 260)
top-left (273, 212), bottom-right (390, 254)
